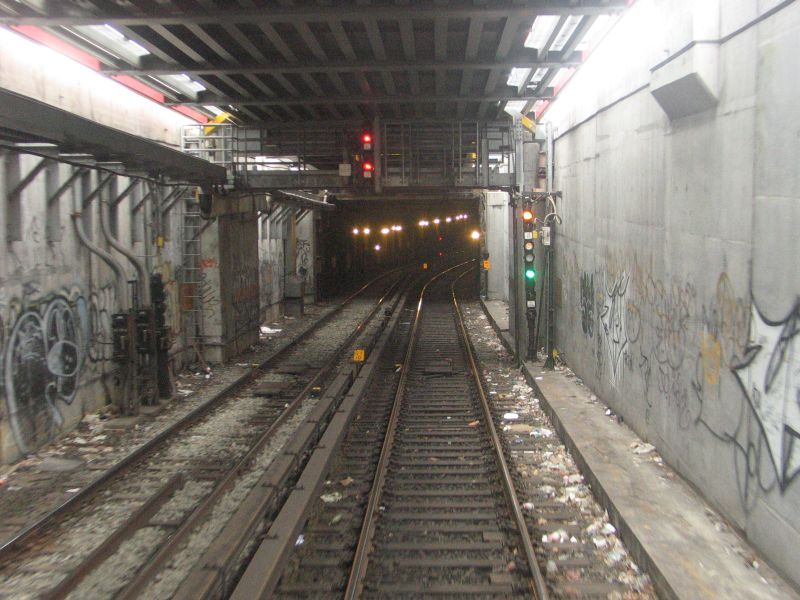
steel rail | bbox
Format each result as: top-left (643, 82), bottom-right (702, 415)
top-left (343, 260), bottom-right (475, 600)
top-left (0, 268), bottom-right (403, 564)
top-left (451, 267), bottom-right (550, 600)
top-left (110, 273), bottom-right (406, 600)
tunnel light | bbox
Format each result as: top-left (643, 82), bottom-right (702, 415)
top-left (374, 244), bottom-right (381, 251)
top-left (363, 227), bottom-right (371, 235)
top-left (470, 230), bottom-right (481, 240)
top-left (445, 217), bottom-right (452, 223)
top-left (433, 218), bottom-right (441, 225)
top-left (418, 219), bottom-right (429, 227)
top-left (381, 227), bottom-right (390, 235)
top-left (394, 225), bottom-right (403, 232)
top-left (352, 227), bottom-right (360, 235)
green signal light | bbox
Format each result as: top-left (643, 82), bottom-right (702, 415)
top-left (525, 268), bottom-right (536, 280)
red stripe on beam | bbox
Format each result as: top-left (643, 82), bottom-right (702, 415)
top-left (171, 105), bottom-right (209, 123)
top-left (11, 25), bottom-right (101, 71)
top-left (111, 75), bottom-right (166, 103)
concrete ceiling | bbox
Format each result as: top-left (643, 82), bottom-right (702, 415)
top-left (0, 1), bottom-right (627, 124)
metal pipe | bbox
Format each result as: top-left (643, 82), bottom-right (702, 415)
top-left (100, 200), bottom-right (150, 306)
top-left (71, 213), bottom-right (129, 311)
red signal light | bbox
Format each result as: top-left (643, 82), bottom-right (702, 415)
top-left (438, 235), bottom-right (443, 241)
top-left (522, 209), bottom-right (534, 221)
top-left (438, 251), bottom-right (444, 257)
top-left (362, 133), bottom-right (373, 144)
top-left (363, 161), bottom-right (374, 172)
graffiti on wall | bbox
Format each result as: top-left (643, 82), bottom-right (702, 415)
top-left (296, 239), bottom-right (312, 288)
top-left (732, 300), bottom-right (800, 495)
top-left (599, 271), bottom-right (630, 387)
top-left (0, 289), bottom-right (92, 453)
top-left (569, 249), bottom-right (800, 510)
top-left (580, 272), bottom-right (594, 338)
top-left (231, 252), bottom-right (260, 339)
top-left (259, 242), bottom-right (284, 310)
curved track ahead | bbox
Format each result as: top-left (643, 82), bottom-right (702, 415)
top-left (236, 262), bottom-right (548, 599)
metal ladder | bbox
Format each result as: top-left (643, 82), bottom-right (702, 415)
top-left (182, 201), bottom-right (205, 361)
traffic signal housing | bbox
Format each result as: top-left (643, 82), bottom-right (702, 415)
top-left (361, 129), bottom-right (374, 178)
top-left (522, 203), bottom-right (536, 308)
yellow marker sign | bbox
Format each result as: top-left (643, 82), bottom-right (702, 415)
top-left (482, 259), bottom-right (491, 270)
top-left (204, 111), bottom-right (232, 135)
top-left (353, 348), bottom-right (366, 362)
top-left (422, 262), bottom-right (429, 270)
top-left (520, 114), bottom-right (536, 134)
top-left (532, 230), bottom-right (539, 239)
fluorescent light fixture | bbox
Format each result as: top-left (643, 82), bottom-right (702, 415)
top-left (507, 67), bottom-right (531, 87)
top-left (82, 24), bottom-right (150, 57)
top-left (549, 15), bottom-right (583, 53)
top-left (505, 100), bottom-right (527, 114)
top-left (525, 16), bottom-right (561, 51)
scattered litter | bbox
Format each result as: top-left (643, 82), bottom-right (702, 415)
top-left (505, 560), bottom-right (516, 572)
top-left (72, 437), bottom-right (88, 446)
top-left (589, 394), bottom-right (597, 401)
top-left (535, 376), bottom-right (543, 381)
top-left (602, 523), bottom-right (617, 535)
top-left (546, 560), bottom-right (558, 576)
top-left (468, 420), bottom-right (480, 428)
top-left (339, 477), bottom-right (354, 487)
top-left (320, 491), bottom-right (342, 503)
top-left (260, 326), bottom-right (282, 335)
top-left (502, 412), bottom-right (519, 420)
top-left (295, 534), bottom-right (304, 546)
top-left (530, 428), bottom-right (552, 438)
top-left (632, 442), bottom-right (656, 455)
top-left (593, 536), bottom-right (608, 549)
top-left (330, 513), bottom-right (344, 525)
top-left (522, 502), bottom-right (535, 511)
top-left (605, 409), bottom-right (613, 416)
top-left (66, 488), bottom-right (80, 493)
top-left (606, 549), bottom-right (625, 564)
top-left (236, 363), bottom-right (249, 367)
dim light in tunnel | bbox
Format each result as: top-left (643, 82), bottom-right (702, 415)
top-left (374, 244), bottom-right (381, 251)
top-left (433, 218), bottom-right (441, 225)
top-left (470, 230), bottom-right (481, 240)
top-left (363, 227), bottom-right (371, 235)
top-left (381, 227), bottom-right (390, 235)
top-left (352, 228), bottom-right (360, 235)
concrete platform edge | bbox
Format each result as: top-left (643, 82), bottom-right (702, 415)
top-left (479, 299), bottom-right (677, 600)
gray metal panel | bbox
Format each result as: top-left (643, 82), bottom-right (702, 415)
top-left (0, 89), bottom-right (226, 185)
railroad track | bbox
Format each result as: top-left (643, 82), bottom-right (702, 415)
top-left (233, 262), bottom-right (548, 599)
top-left (0, 269), bottom-right (408, 600)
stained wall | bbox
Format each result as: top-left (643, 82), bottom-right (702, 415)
top-left (545, 0), bottom-right (800, 585)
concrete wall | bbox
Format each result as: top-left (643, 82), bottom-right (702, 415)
top-left (200, 214), bottom-right (260, 363)
top-left (295, 212), bottom-right (317, 301)
top-left (483, 190), bottom-right (511, 302)
top-left (0, 151), bottom-right (188, 463)
top-left (545, 0), bottom-right (800, 586)
top-left (258, 214), bottom-right (286, 324)
top-left (0, 28), bottom-right (193, 148)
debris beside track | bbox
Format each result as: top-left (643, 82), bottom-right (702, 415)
top-left (461, 305), bottom-right (657, 598)
top-left (0, 306), bottom-right (333, 548)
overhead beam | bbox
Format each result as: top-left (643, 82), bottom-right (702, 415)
top-left (0, 2), bottom-right (628, 26)
top-left (174, 92), bottom-right (552, 107)
top-left (103, 55), bottom-right (582, 77)
top-left (0, 89), bottom-right (226, 184)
